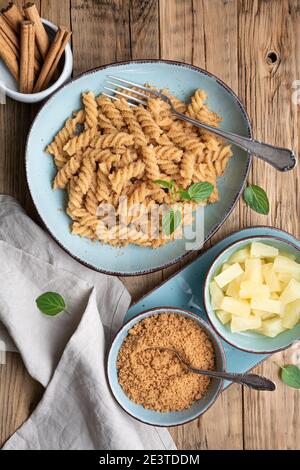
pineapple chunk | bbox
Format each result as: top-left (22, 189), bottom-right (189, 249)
top-left (239, 280), bottom-right (270, 299)
top-left (244, 258), bottom-right (263, 284)
top-left (226, 275), bottom-right (243, 297)
top-left (250, 242), bottom-right (278, 258)
top-left (260, 318), bottom-right (286, 337)
top-left (273, 256), bottom-right (300, 276)
top-left (280, 278), bottom-right (300, 306)
top-left (285, 298), bottom-right (300, 315)
top-left (231, 315), bottom-right (261, 333)
top-left (211, 243), bottom-right (300, 338)
top-left (210, 281), bottom-right (224, 309)
top-left (228, 247), bottom-right (250, 264)
top-left (221, 263), bottom-right (231, 272)
top-left (262, 263), bottom-right (281, 292)
top-left (216, 310), bottom-right (232, 325)
top-left (220, 296), bottom-right (251, 317)
top-left (278, 272), bottom-right (295, 284)
top-left (270, 292), bottom-right (280, 300)
top-left (214, 263), bottom-right (244, 289)
top-left (252, 309), bottom-right (276, 320)
top-left (250, 298), bottom-right (283, 315)
top-left (282, 299), bottom-right (300, 329)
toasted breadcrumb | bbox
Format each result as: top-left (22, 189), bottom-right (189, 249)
top-left (117, 313), bottom-right (215, 412)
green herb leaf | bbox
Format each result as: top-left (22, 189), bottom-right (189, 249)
top-left (243, 184), bottom-right (270, 215)
top-left (280, 365), bottom-right (300, 389)
top-left (153, 179), bottom-right (172, 189)
top-left (36, 292), bottom-right (66, 316)
top-left (187, 182), bottom-right (214, 202)
top-left (162, 208), bottom-right (182, 236)
top-left (177, 189), bottom-right (191, 200)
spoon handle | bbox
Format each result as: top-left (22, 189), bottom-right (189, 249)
top-left (175, 111), bottom-right (296, 172)
top-left (187, 367), bottom-right (276, 391)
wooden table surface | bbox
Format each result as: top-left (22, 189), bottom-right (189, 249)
top-left (0, 0), bottom-right (299, 450)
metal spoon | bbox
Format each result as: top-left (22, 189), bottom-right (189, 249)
top-left (146, 347), bottom-right (276, 391)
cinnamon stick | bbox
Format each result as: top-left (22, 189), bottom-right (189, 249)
top-left (2, 2), bottom-right (43, 66)
top-left (44, 30), bottom-right (71, 88)
top-left (0, 8), bottom-right (41, 74)
top-left (1, 2), bottom-right (25, 33)
top-left (0, 27), bottom-right (19, 81)
top-left (23, 2), bottom-right (49, 59)
top-left (0, 12), bottom-right (19, 50)
top-left (20, 20), bottom-right (35, 93)
top-left (0, 18), bottom-right (19, 58)
top-left (34, 26), bottom-right (71, 93)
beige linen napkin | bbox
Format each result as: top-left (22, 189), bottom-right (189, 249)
top-left (0, 195), bottom-right (175, 450)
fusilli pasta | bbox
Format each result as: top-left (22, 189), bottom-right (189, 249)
top-left (83, 92), bottom-right (98, 129)
top-left (47, 87), bottom-right (232, 248)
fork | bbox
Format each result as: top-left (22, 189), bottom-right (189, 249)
top-left (145, 347), bottom-right (276, 391)
top-left (104, 75), bottom-right (296, 173)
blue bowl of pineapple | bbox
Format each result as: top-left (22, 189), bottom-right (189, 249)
top-left (204, 236), bottom-right (300, 353)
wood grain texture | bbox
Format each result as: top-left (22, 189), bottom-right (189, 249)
top-left (129, 0), bottom-right (159, 59)
top-left (0, 0), bottom-right (71, 448)
top-left (0, 0), bottom-right (41, 218)
top-left (0, 355), bottom-right (43, 446)
top-left (0, 0), bottom-right (299, 450)
top-left (238, 0), bottom-right (300, 450)
top-left (40, 0), bottom-right (71, 29)
top-left (71, 0), bottom-right (131, 75)
top-left (123, 0), bottom-right (162, 304)
top-left (160, 0), bottom-right (243, 450)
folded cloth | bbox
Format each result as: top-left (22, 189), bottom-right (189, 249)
top-left (0, 195), bottom-right (175, 450)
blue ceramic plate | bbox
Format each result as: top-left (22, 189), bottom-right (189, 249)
top-left (107, 307), bottom-right (226, 427)
top-left (204, 235), bottom-right (300, 353)
top-left (26, 60), bottom-right (252, 275)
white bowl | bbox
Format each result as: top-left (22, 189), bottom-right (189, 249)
top-left (0, 19), bottom-right (73, 103)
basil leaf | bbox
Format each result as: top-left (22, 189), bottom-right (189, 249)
top-left (187, 182), bottom-right (214, 202)
top-left (153, 179), bottom-right (172, 189)
top-left (177, 189), bottom-right (191, 200)
top-left (280, 365), bottom-right (300, 389)
top-left (36, 292), bottom-right (66, 316)
top-left (162, 209), bottom-right (182, 236)
top-left (243, 184), bottom-right (270, 215)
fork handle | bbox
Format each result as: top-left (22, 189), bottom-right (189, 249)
top-left (175, 111), bottom-right (297, 172)
top-left (187, 367), bottom-right (276, 391)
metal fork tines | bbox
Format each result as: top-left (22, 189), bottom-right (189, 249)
top-left (102, 75), bottom-right (296, 172)
top-left (103, 75), bottom-right (159, 107)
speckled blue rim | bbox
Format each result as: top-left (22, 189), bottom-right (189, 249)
top-left (25, 59), bottom-right (253, 277)
top-left (106, 306), bottom-right (227, 427)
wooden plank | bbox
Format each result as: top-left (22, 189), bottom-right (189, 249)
top-left (160, 0), bottom-right (193, 63)
top-left (0, 0), bottom-right (41, 217)
top-left (122, 0), bottom-right (162, 302)
top-left (0, 0), bottom-right (43, 447)
top-left (171, 384), bottom-right (243, 450)
top-left (0, 0), bottom-right (70, 448)
top-left (0, 0), bottom-right (299, 451)
top-left (40, 0), bottom-right (71, 28)
top-left (239, 0), bottom-right (300, 450)
top-left (130, 0), bottom-right (159, 59)
top-left (0, 354), bottom-right (43, 446)
top-left (193, 0), bottom-right (240, 243)
top-left (71, 0), bottom-right (131, 75)
top-left (160, 0), bottom-right (243, 450)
